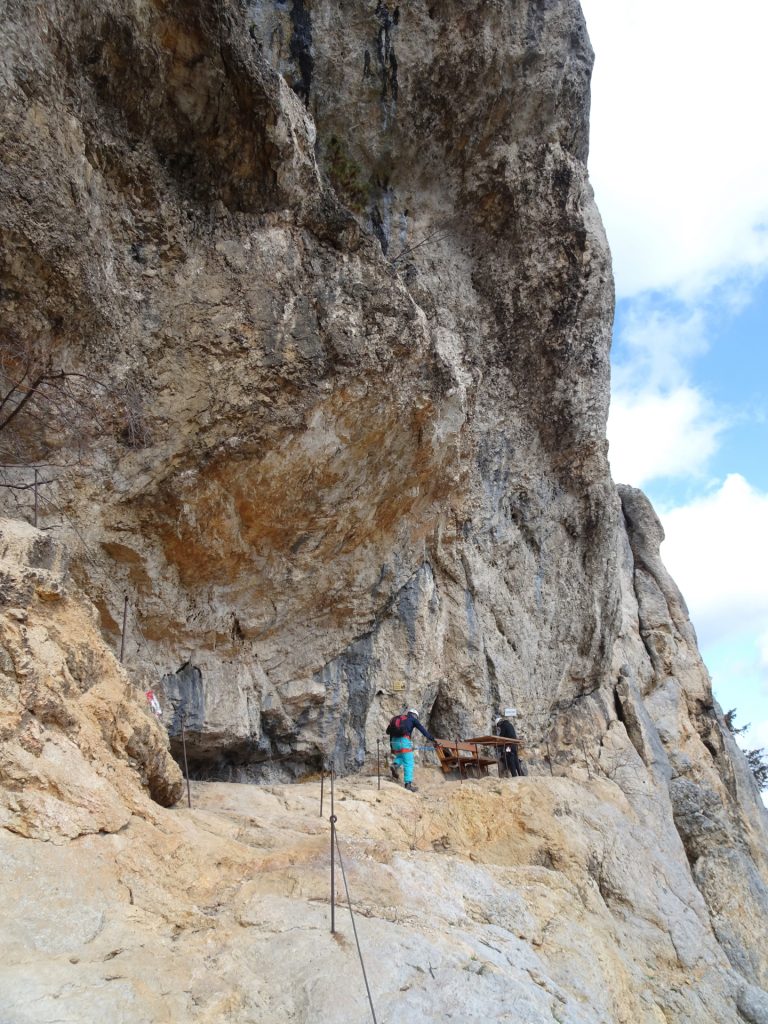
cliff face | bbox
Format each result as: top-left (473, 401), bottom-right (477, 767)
top-left (0, 518), bottom-right (182, 840)
top-left (1, 0), bottom-right (615, 776)
top-left (1, 2), bottom-right (768, 1019)
top-left (615, 487), bottom-right (768, 993)
top-left (2, 519), bottom-right (768, 1023)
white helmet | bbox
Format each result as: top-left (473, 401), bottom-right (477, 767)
top-left (407, 708), bottom-right (419, 717)
top-left (495, 716), bottom-right (504, 725)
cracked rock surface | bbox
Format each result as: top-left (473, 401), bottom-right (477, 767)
top-left (0, 770), bottom-right (765, 1024)
top-left (1, 2), bottom-right (767, 1019)
top-left (0, 518), bottom-right (183, 841)
top-left (1, 0), bottom-right (615, 776)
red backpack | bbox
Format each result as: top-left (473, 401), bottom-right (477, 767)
top-left (386, 713), bottom-right (410, 738)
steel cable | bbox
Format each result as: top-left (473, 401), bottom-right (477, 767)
top-left (333, 828), bottom-right (379, 1024)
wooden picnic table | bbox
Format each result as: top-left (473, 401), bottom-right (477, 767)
top-left (463, 734), bottom-right (523, 747)
top-left (433, 734), bottom-right (526, 779)
top-left (433, 738), bottom-right (500, 778)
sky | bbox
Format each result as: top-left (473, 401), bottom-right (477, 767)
top-left (579, 0), bottom-right (768, 777)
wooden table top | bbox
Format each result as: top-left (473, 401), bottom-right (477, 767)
top-left (463, 734), bottom-right (523, 746)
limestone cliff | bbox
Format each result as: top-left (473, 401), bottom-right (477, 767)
top-left (1, 0), bottom-right (614, 775)
top-left (0, 518), bottom-right (183, 838)
top-left (0, 520), bottom-right (766, 1022)
top-left (1, 1), bottom-right (768, 1021)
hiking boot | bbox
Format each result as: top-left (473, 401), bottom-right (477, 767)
top-left (390, 764), bottom-right (400, 781)
top-left (404, 782), bottom-right (419, 792)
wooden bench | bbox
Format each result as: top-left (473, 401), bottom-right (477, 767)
top-left (434, 740), bottom-right (498, 778)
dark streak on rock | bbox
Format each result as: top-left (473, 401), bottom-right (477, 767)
top-left (289, 0), bottom-right (313, 106)
top-left (370, 203), bottom-right (388, 254)
top-left (163, 662), bottom-right (205, 734)
top-left (375, 1), bottom-right (398, 103)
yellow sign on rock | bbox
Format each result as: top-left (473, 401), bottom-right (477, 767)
top-left (392, 679), bottom-right (405, 692)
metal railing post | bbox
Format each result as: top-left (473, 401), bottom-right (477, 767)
top-left (119, 594), bottom-right (129, 664)
top-left (180, 710), bottom-right (192, 808)
top-left (330, 767), bottom-right (336, 933)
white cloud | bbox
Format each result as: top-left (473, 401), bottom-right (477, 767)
top-left (612, 307), bottom-right (708, 392)
top-left (743, 719), bottom-right (768, 751)
top-left (584, 3), bottom-right (768, 790)
top-left (607, 305), bottom-right (725, 486)
top-left (760, 631), bottom-right (768, 673)
top-left (581, 0), bottom-right (768, 298)
top-left (608, 385), bottom-right (722, 486)
top-left (659, 474), bottom-right (768, 650)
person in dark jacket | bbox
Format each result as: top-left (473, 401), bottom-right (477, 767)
top-left (495, 716), bottom-right (523, 777)
top-left (388, 708), bottom-right (436, 792)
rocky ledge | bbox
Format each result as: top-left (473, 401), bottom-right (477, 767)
top-left (1, 1), bottom-right (767, 1018)
top-left (0, 518), bottom-right (182, 841)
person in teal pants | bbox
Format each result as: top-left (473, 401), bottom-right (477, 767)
top-left (386, 708), bottom-right (436, 793)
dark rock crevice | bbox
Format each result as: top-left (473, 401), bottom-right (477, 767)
top-left (374, 1), bottom-right (398, 104)
top-left (288, 0), bottom-right (313, 105)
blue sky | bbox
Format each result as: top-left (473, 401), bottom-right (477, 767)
top-left (580, 0), bottom-right (768, 772)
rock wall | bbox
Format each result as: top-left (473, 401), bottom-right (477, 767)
top-left (2, 1), bottom-right (768, 1015)
top-left (1, 0), bottom-right (616, 779)
top-left (616, 487), bottom-right (768, 992)
top-left (1, 760), bottom-right (767, 1024)
top-left (0, 518), bottom-right (182, 841)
